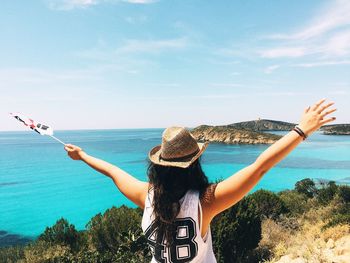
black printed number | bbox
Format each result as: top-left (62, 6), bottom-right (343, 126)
top-left (144, 221), bottom-right (166, 263)
top-left (144, 218), bottom-right (198, 263)
top-left (170, 218), bottom-right (198, 262)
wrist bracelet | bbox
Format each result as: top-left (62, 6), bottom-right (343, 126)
top-left (293, 126), bottom-right (307, 140)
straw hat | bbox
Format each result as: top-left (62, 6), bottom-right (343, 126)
top-left (149, 126), bottom-right (208, 168)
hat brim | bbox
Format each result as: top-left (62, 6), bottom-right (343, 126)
top-left (148, 141), bottom-right (209, 168)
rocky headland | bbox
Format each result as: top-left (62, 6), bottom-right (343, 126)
top-left (228, 119), bottom-right (296, 131)
top-left (196, 119), bottom-right (350, 137)
top-left (191, 125), bottom-right (282, 144)
top-left (319, 124), bottom-right (350, 135)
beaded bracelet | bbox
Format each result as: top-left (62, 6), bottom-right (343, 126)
top-left (292, 126), bottom-right (307, 140)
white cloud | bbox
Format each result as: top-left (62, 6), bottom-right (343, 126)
top-left (123, 0), bottom-right (156, 3)
top-left (260, 0), bottom-right (350, 61)
top-left (124, 15), bottom-right (148, 24)
top-left (268, 0), bottom-right (350, 41)
top-left (74, 38), bottom-right (188, 73)
top-left (230, 72), bottom-right (241, 76)
top-left (209, 83), bottom-right (244, 88)
top-left (320, 30), bottom-right (350, 57)
top-left (264, 65), bottom-right (280, 74)
top-left (115, 38), bottom-right (188, 54)
top-left (260, 30), bottom-right (350, 60)
top-left (77, 38), bottom-right (189, 58)
top-left (293, 60), bottom-right (350, 68)
top-left (139, 90), bottom-right (316, 100)
top-left (47, 0), bottom-right (98, 10)
top-left (327, 90), bottom-right (349, 95)
top-left (260, 47), bottom-right (307, 58)
top-left (148, 83), bottom-right (180, 87)
top-left (0, 68), bottom-right (100, 87)
top-left (207, 58), bottom-right (241, 65)
top-left (47, 0), bottom-right (156, 10)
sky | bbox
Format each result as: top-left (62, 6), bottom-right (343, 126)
top-left (1, 0), bottom-right (349, 131)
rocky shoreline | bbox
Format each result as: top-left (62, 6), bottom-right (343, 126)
top-left (191, 125), bottom-right (282, 144)
top-left (230, 119), bottom-right (350, 135)
top-left (228, 119), bottom-right (296, 131)
top-left (191, 120), bottom-right (350, 143)
top-left (320, 124), bottom-right (350, 135)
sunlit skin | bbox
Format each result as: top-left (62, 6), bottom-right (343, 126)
top-left (64, 98), bottom-right (337, 239)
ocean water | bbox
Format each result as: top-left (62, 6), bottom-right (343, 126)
top-left (1, 129), bottom-right (350, 243)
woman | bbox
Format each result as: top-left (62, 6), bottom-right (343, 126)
top-left (64, 98), bottom-right (337, 262)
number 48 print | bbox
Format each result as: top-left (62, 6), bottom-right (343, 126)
top-left (144, 218), bottom-right (198, 263)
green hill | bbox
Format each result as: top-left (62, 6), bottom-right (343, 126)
top-left (191, 124), bottom-right (282, 144)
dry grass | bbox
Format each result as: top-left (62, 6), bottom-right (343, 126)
top-left (260, 204), bottom-right (350, 263)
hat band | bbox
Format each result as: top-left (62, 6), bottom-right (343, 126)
top-left (159, 148), bottom-right (200, 162)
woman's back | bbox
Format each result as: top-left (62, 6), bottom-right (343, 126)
top-left (142, 188), bottom-right (217, 263)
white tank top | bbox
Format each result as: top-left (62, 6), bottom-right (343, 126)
top-left (141, 188), bottom-right (217, 263)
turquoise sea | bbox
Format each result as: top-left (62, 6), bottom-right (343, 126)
top-left (1, 129), bottom-right (350, 245)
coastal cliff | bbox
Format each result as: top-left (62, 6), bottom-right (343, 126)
top-left (190, 120), bottom-right (350, 145)
top-left (229, 119), bottom-right (296, 131)
top-left (191, 125), bottom-right (282, 144)
top-left (225, 119), bottom-right (350, 135)
top-left (320, 124), bottom-right (350, 135)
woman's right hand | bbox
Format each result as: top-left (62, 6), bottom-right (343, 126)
top-left (64, 144), bottom-right (86, 161)
top-left (298, 98), bottom-right (337, 136)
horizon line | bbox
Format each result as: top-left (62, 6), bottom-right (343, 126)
top-left (0, 120), bottom-right (347, 133)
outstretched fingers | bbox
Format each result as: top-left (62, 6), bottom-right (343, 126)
top-left (317, 101), bottom-right (335, 114)
top-left (311, 98), bottom-right (326, 111)
top-left (319, 101), bottom-right (337, 124)
top-left (319, 116), bottom-right (336, 125)
top-left (304, 105), bottom-right (311, 114)
top-left (320, 108), bottom-right (337, 118)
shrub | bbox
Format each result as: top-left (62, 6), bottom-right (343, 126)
top-left (23, 241), bottom-right (74, 263)
top-left (249, 189), bottom-right (288, 220)
top-left (279, 190), bottom-right (308, 216)
top-left (317, 181), bottom-right (338, 205)
top-left (0, 246), bottom-right (24, 263)
top-left (212, 196), bottom-right (261, 263)
top-left (295, 178), bottom-right (317, 198)
top-left (38, 218), bottom-right (80, 251)
top-left (327, 213), bottom-right (350, 227)
top-left (86, 205), bottom-right (150, 261)
top-left (338, 185), bottom-right (350, 203)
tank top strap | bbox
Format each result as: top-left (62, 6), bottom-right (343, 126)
top-left (145, 188), bottom-right (154, 206)
top-left (141, 188), bottom-right (155, 231)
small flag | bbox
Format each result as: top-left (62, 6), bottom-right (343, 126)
top-left (10, 112), bottom-right (66, 145)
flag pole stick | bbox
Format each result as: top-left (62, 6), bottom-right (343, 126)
top-left (49, 135), bottom-right (66, 145)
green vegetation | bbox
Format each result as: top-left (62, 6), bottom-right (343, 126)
top-left (228, 119), bottom-right (296, 131)
top-left (190, 125), bottom-right (282, 144)
top-left (212, 196), bottom-right (261, 262)
top-left (321, 124), bottom-right (350, 135)
top-left (1, 179), bottom-right (349, 263)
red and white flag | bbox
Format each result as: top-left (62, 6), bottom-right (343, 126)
top-left (10, 112), bottom-right (65, 145)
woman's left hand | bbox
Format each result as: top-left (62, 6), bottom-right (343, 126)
top-left (298, 98), bottom-right (337, 136)
top-left (64, 144), bottom-right (85, 161)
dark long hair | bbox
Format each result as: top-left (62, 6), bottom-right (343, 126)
top-left (147, 157), bottom-right (210, 246)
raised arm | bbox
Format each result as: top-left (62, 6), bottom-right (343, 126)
top-left (205, 98), bottom-right (337, 218)
top-left (64, 145), bottom-right (149, 209)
